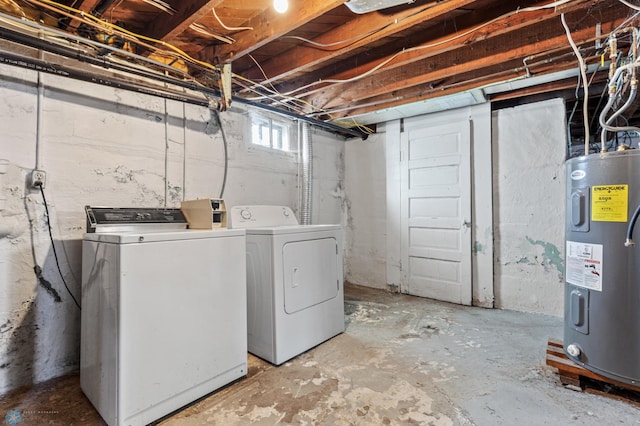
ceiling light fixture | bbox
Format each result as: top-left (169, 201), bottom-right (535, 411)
top-left (273, 0), bottom-right (288, 13)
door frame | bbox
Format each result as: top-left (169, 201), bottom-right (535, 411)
top-left (385, 104), bottom-right (494, 307)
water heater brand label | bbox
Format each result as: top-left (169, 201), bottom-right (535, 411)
top-left (591, 184), bottom-right (628, 222)
top-left (566, 241), bottom-right (603, 291)
top-left (570, 170), bottom-right (586, 180)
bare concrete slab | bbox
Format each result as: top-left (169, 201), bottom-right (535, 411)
top-left (1, 283), bottom-right (638, 425)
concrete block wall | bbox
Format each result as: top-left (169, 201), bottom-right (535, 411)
top-left (0, 65), bottom-right (345, 394)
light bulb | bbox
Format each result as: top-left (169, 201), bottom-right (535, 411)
top-left (273, 0), bottom-right (288, 13)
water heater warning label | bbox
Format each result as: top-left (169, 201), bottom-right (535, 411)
top-left (566, 241), bottom-right (603, 291)
top-left (592, 184), bottom-right (628, 222)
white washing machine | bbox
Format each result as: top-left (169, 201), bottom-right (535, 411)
top-left (229, 205), bottom-right (344, 365)
top-left (80, 207), bottom-right (247, 426)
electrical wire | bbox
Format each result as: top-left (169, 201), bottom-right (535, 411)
top-left (213, 110), bottom-right (228, 198)
top-left (10, 0), bottom-right (579, 129)
top-left (280, 0), bottom-right (573, 53)
top-left (189, 22), bottom-right (235, 44)
top-left (276, 1), bottom-right (443, 52)
top-left (18, 0), bottom-right (325, 122)
top-left (38, 184), bottom-right (81, 310)
top-left (619, 0), bottom-right (640, 11)
top-left (317, 52), bottom-right (603, 118)
top-left (248, 54), bottom-right (279, 94)
top-left (246, 0), bottom-right (578, 101)
top-left (561, 13), bottom-right (590, 155)
top-left (280, 30), bottom-right (381, 50)
top-left (0, 12), bottom-right (196, 79)
top-left (141, 0), bottom-right (176, 15)
top-left (211, 6), bottom-right (253, 31)
top-left (31, 0), bottom-right (220, 72)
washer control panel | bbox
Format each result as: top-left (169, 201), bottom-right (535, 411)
top-left (229, 205), bottom-right (299, 228)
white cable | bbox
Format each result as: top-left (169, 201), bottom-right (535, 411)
top-left (141, 0), bottom-right (175, 15)
top-left (619, 0), bottom-right (640, 11)
top-left (189, 23), bottom-right (234, 44)
top-left (281, 0), bottom-right (573, 50)
top-left (250, 0), bottom-right (577, 99)
top-left (211, 7), bottom-right (253, 31)
top-left (561, 13), bottom-right (590, 155)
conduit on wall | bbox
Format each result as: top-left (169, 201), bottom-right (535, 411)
top-left (299, 122), bottom-right (313, 225)
top-left (0, 159), bottom-right (7, 212)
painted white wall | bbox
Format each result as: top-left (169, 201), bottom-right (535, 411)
top-left (311, 128), bottom-right (346, 226)
top-left (344, 129), bottom-right (387, 289)
top-left (492, 98), bottom-right (566, 316)
top-left (345, 104), bottom-right (494, 305)
top-left (0, 64), bottom-right (345, 393)
top-left (402, 104), bottom-right (494, 307)
top-left (347, 99), bottom-right (567, 316)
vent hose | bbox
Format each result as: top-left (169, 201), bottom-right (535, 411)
top-left (300, 122), bottom-right (313, 225)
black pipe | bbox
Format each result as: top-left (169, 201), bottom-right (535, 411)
top-left (0, 51), bottom-right (211, 107)
top-left (626, 203), bottom-right (640, 247)
top-left (0, 25), bottom-right (370, 139)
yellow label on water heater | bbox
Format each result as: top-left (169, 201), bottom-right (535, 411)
top-left (592, 184), bottom-right (628, 222)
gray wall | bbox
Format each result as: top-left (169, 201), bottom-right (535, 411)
top-left (0, 64), bottom-right (345, 393)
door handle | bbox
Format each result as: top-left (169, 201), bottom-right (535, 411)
top-left (463, 220), bottom-right (471, 229)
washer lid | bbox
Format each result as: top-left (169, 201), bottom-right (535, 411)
top-left (83, 228), bottom-right (245, 244)
top-left (244, 224), bottom-right (341, 235)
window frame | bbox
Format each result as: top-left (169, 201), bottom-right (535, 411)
top-left (248, 110), bottom-right (297, 155)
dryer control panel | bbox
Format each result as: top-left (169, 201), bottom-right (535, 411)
top-left (229, 205), bottom-right (299, 228)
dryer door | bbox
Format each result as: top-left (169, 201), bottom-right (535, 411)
top-left (283, 237), bottom-right (339, 314)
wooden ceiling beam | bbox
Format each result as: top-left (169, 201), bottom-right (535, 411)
top-left (328, 66), bottom-right (527, 119)
top-left (212, 0), bottom-right (346, 63)
top-left (309, 5), bottom-right (627, 111)
top-left (242, 0), bottom-right (477, 83)
top-left (271, 0), bottom-right (588, 101)
top-left (325, 58), bottom-right (581, 118)
top-left (145, 0), bottom-right (225, 42)
top-left (65, 0), bottom-right (102, 31)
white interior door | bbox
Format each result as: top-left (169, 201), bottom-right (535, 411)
top-left (400, 122), bottom-right (472, 305)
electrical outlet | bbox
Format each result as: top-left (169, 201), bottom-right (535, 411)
top-left (31, 169), bottom-right (46, 189)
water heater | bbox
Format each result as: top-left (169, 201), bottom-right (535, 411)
top-left (565, 150), bottom-right (640, 385)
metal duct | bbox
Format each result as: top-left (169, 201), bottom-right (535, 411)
top-left (300, 122), bottom-right (313, 225)
top-left (344, 0), bottom-right (417, 14)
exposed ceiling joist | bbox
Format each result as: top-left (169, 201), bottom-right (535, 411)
top-left (211, 0), bottom-right (346, 63)
top-left (311, 3), bottom-right (628, 115)
top-left (0, 0), bottom-right (634, 131)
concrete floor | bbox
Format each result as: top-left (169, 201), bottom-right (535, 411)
top-left (1, 284), bottom-right (638, 425)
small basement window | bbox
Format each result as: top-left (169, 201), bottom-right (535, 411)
top-left (250, 112), bottom-right (295, 153)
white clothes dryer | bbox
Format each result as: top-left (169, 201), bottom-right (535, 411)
top-left (230, 205), bottom-right (344, 365)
